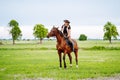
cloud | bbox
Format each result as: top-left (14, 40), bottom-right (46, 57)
top-left (1, 25), bottom-right (119, 39)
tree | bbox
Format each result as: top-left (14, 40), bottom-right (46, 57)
top-left (8, 20), bottom-right (22, 44)
top-left (33, 24), bottom-right (48, 44)
top-left (79, 34), bottom-right (87, 41)
top-left (103, 22), bottom-right (119, 43)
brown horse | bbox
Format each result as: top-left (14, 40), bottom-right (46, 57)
top-left (47, 27), bottom-right (78, 68)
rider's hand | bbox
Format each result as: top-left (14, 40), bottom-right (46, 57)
top-left (67, 35), bottom-right (70, 38)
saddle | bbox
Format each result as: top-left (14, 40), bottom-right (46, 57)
top-left (64, 37), bottom-right (74, 48)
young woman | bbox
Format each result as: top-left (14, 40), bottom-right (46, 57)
top-left (61, 20), bottom-right (74, 51)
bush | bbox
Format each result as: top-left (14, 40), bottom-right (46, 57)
top-left (79, 34), bottom-right (87, 41)
top-left (89, 46), bottom-right (120, 50)
top-left (91, 46), bottom-right (105, 50)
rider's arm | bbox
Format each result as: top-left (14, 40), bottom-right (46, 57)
top-left (68, 29), bottom-right (71, 37)
top-left (67, 26), bottom-right (71, 37)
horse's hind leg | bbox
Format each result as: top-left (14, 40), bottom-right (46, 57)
top-left (68, 53), bottom-right (72, 67)
top-left (74, 49), bottom-right (78, 68)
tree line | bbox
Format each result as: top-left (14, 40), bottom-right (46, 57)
top-left (79, 22), bottom-right (119, 43)
top-left (8, 19), bottom-right (48, 44)
top-left (7, 19), bottom-right (119, 45)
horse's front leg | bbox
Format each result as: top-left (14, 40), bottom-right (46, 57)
top-left (63, 53), bottom-right (67, 68)
top-left (58, 51), bottom-right (62, 68)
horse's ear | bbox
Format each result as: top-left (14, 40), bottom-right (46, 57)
top-left (57, 27), bottom-right (59, 29)
top-left (56, 27), bottom-right (59, 30)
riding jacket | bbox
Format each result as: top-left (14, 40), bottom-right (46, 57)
top-left (61, 25), bottom-right (71, 37)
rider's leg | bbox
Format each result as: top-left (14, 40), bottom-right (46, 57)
top-left (68, 38), bottom-right (74, 52)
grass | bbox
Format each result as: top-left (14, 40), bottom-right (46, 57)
top-left (0, 40), bottom-right (120, 80)
top-left (0, 40), bottom-right (120, 50)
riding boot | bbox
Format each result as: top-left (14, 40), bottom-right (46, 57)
top-left (65, 36), bottom-right (74, 52)
top-left (69, 40), bottom-right (74, 52)
top-left (71, 43), bottom-right (74, 52)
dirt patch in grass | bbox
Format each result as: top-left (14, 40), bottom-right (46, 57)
top-left (23, 78), bottom-right (53, 80)
top-left (23, 74), bottom-right (120, 80)
top-left (82, 74), bottom-right (120, 80)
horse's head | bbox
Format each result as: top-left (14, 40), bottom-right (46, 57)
top-left (47, 26), bottom-right (59, 38)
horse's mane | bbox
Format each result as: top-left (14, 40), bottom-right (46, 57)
top-left (57, 29), bottom-right (64, 37)
top-left (52, 27), bottom-right (64, 37)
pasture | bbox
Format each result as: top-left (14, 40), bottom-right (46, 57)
top-left (0, 40), bottom-right (120, 80)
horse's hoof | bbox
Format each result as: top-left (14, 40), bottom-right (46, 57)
top-left (76, 65), bottom-right (78, 68)
top-left (64, 66), bottom-right (67, 69)
top-left (70, 64), bottom-right (72, 67)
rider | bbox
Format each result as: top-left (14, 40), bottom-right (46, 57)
top-left (61, 20), bottom-right (74, 51)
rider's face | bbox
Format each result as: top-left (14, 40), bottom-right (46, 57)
top-left (64, 22), bottom-right (69, 26)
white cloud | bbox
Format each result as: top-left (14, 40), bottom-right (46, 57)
top-left (72, 26), bottom-right (104, 39)
top-left (0, 26), bottom-right (11, 39)
top-left (20, 25), bottom-right (34, 39)
top-left (0, 25), bottom-right (120, 39)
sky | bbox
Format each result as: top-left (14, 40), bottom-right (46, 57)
top-left (0, 0), bottom-right (120, 39)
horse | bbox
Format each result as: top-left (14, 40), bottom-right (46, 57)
top-left (47, 27), bottom-right (78, 68)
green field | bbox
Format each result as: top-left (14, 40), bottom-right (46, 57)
top-left (0, 40), bottom-right (120, 80)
